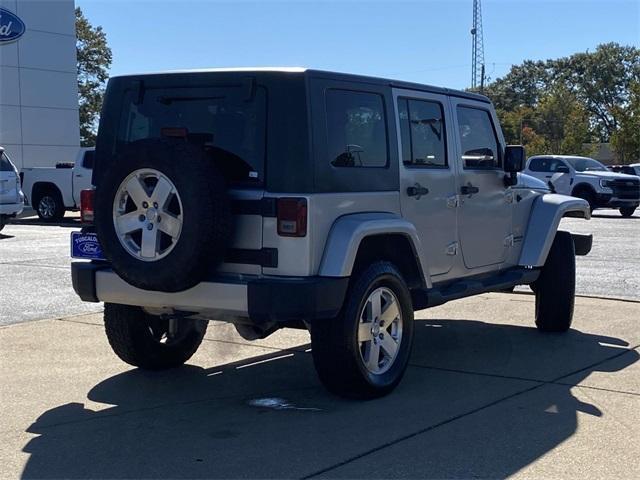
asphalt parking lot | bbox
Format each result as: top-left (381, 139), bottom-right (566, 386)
top-left (1, 294), bottom-right (638, 478)
top-left (0, 209), bottom-right (638, 478)
top-left (1, 208), bottom-right (638, 326)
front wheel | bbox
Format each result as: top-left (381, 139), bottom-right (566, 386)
top-left (620, 206), bottom-right (637, 218)
top-left (532, 231), bottom-right (575, 332)
top-left (104, 303), bottom-right (208, 370)
top-left (311, 262), bottom-right (414, 399)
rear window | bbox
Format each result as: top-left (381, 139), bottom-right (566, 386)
top-left (326, 89), bottom-right (388, 168)
top-left (1, 152), bottom-right (15, 172)
top-left (117, 85), bottom-right (267, 184)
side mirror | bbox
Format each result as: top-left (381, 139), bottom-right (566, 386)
top-left (504, 145), bottom-right (525, 173)
top-left (556, 165), bottom-right (570, 174)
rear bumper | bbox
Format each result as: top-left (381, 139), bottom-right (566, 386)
top-left (71, 262), bottom-right (349, 324)
top-left (0, 200), bottom-right (24, 216)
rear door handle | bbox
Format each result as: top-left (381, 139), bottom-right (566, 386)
top-left (460, 183), bottom-right (479, 195)
top-left (407, 183), bottom-right (429, 199)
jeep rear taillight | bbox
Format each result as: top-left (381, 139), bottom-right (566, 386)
top-left (80, 189), bottom-right (95, 224)
top-left (277, 198), bottom-right (307, 237)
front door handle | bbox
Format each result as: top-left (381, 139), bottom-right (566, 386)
top-left (460, 183), bottom-right (480, 195)
top-left (407, 183), bottom-right (429, 199)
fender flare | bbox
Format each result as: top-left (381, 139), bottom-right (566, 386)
top-left (318, 212), bottom-right (431, 288)
top-left (519, 193), bottom-right (590, 267)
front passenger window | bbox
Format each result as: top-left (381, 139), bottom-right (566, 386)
top-left (457, 106), bottom-right (500, 169)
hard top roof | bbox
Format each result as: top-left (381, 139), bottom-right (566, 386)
top-left (112, 67), bottom-right (490, 103)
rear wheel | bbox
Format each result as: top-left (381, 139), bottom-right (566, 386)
top-left (620, 206), bottom-right (636, 217)
top-left (532, 231), bottom-right (575, 332)
top-left (104, 303), bottom-right (208, 370)
top-left (311, 262), bottom-right (414, 399)
top-left (34, 189), bottom-right (65, 222)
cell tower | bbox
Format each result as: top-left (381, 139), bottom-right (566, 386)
top-left (471, 0), bottom-right (485, 90)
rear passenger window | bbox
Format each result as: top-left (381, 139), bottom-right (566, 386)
top-left (398, 98), bottom-right (447, 167)
top-left (326, 90), bottom-right (388, 168)
top-left (457, 106), bottom-right (501, 169)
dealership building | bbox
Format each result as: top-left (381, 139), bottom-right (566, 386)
top-left (0, 0), bottom-right (79, 170)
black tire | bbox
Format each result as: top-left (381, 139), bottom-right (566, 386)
top-left (94, 138), bottom-right (232, 292)
top-left (0, 216), bottom-right (6, 232)
top-left (572, 187), bottom-right (596, 213)
top-left (311, 261), bottom-right (414, 399)
top-left (532, 231), bottom-right (575, 332)
top-left (620, 206), bottom-right (636, 217)
top-left (33, 188), bottom-right (65, 222)
top-left (104, 303), bottom-right (208, 370)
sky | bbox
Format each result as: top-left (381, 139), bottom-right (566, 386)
top-left (77, 0), bottom-right (640, 90)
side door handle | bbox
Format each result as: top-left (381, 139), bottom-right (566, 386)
top-left (460, 183), bottom-right (480, 195)
top-left (407, 183), bottom-right (429, 199)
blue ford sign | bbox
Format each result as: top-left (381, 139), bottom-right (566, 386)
top-left (0, 7), bottom-right (25, 44)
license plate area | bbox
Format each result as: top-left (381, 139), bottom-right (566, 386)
top-left (70, 231), bottom-right (105, 260)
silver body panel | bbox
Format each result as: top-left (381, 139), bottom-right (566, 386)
top-left (95, 269), bottom-right (248, 317)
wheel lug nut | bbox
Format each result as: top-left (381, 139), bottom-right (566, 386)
top-left (153, 202), bottom-right (158, 208)
top-left (379, 333), bottom-right (384, 339)
top-left (139, 214), bottom-right (145, 222)
top-left (157, 216), bottom-right (161, 222)
top-left (147, 223), bottom-right (153, 230)
top-left (142, 201), bottom-right (148, 208)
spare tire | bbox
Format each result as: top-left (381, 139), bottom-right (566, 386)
top-left (94, 138), bottom-right (232, 292)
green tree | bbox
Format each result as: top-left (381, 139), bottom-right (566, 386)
top-left (483, 43), bottom-right (639, 161)
top-left (554, 43), bottom-right (640, 141)
top-left (610, 81), bottom-right (640, 163)
top-left (76, 7), bottom-right (112, 146)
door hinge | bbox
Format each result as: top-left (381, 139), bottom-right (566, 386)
top-left (504, 234), bottom-right (515, 247)
top-left (446, 195), bottom-right (460, 208)
top-left (446, 242), bottom-right (459, 256)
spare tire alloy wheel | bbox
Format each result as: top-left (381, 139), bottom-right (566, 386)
top-left (113, 169), bottom-right (183, 262)
top-left (358, 287), bottom-right (403, 375)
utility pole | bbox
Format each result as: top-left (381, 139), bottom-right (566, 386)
top-left (471, 0), bottom-right (485, 91)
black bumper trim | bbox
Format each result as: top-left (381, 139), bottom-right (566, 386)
top-left (571, 233), bottom-right (593, 256)
top-left (247, 276), bottom-right (349, 323)
top-left (71, 262), bottom-right (349, 322)
top-left (71, 262), bottom-right (105, 302)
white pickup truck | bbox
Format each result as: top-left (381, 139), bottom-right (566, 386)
top-left (525, 155), bottom-right (640, 217)
top-left (21, 148), bottom-right (94, 221)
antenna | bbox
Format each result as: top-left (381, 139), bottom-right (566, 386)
top-left (471, 0), bottom-right (485, 91)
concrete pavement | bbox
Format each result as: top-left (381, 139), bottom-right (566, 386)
top-left (1, 293), bottom-right (638, 479)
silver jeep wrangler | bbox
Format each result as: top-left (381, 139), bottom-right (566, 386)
top-left (72, 68), bottom-right (592, 398)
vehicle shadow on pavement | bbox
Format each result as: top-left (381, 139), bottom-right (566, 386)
top-left (21, 320), bottom-right (638, 479)
top-left (591, 213), bottom-right (638, 220)
top-left (9, 217), bottom-right (80, 227)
